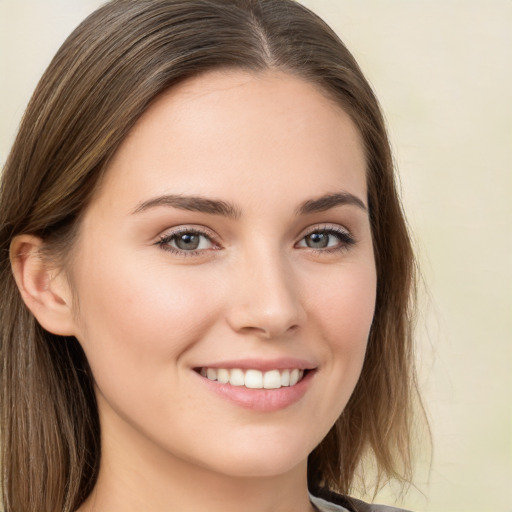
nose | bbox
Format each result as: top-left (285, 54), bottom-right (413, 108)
top-left (226, 248), bottom-right (305, 339)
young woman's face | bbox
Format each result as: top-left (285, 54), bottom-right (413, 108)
top-left (69, 70), bottom-right (376, 479)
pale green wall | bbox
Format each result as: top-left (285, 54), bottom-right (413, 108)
top-left (1, 1), bottom-right (511, 511)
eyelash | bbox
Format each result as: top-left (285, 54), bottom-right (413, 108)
top-left (156, 227), bottom-right (218, 257)
top-left (155, 225), bottom-right (356, 257)
top-left (297, 225), bottom-right (356, 254)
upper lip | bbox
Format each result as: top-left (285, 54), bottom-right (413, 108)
top-left (194, 358), bottom-right (317, 372)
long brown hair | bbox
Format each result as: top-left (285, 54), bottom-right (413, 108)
top-left (0, 1), bottom-right (420, 510)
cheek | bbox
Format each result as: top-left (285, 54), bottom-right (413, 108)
top-left (71, 248), bottom-right (223, 384)
top-left (313, 262), bottom-right (376, 349)
top-left (306, 260), bottom-right (377, 401)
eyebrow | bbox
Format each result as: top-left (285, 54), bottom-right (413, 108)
top-left (132, 194), bottom-right (242, 218)
top-left (296, 192), bottom-right (368, 215)
top-left (132, 191), bottom-right (367, 218)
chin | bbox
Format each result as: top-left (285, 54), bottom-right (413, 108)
top-left (195, 433), bottom-right (313, 479)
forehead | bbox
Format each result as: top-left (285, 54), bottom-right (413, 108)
top-left (92, 69), bottom-right (367, 214)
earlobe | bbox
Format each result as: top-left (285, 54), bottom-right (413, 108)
top-left (10, 235), bottom-right (77, 336)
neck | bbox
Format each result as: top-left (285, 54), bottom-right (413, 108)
top-left (77, 414), bottom-right (314, 512)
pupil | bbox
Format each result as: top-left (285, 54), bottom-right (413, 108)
top-left (307, 232), bottom-right (328, 248)
top-left (176, 233), bottom-right (200, 250)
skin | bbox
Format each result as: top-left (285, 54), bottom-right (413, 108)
top-left (14, 70), bottom-right (377, 512)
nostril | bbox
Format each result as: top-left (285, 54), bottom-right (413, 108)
top-left (237, 323), bottom-right (299, 339)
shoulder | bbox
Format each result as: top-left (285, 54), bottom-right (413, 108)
top-left (310, 489), bottom-right (412, 512)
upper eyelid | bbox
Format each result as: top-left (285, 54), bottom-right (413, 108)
top-left (159, 223), bottom-right (350, 235)
top-left (298, 223), bottom-right (352, 238)
top-left (158, 225), bottom-right (218, 240)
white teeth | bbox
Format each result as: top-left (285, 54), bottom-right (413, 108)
top-left (199, 367), bottom-right (307, 389)
top-left (217, 368), bottom-right (230, 384)
top-left (245, 369), bottom-right (263, 389)
top-left (263, 369), bottom-right (281, 389)
top-left (229, 369), bottom-right (245, 386)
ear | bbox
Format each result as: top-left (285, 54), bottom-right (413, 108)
top-left (10, 235), bottom-right (76, 336)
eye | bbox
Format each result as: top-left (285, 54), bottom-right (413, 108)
top-left (296, 226), bottom-right (355, 252)
top-left (156, 228), bottom-right (217, 255)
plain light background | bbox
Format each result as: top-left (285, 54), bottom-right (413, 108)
top-left (1, 1), bottom-right (511, 511)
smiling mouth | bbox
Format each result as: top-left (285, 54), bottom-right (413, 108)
top-left (196, 368), bottom-right (308, 389)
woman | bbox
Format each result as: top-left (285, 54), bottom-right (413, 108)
top-left (0, 1), bottom-right (420, 511)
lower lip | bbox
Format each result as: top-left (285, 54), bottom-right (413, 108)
top-left (195, 370), bottom-right (315, 412)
